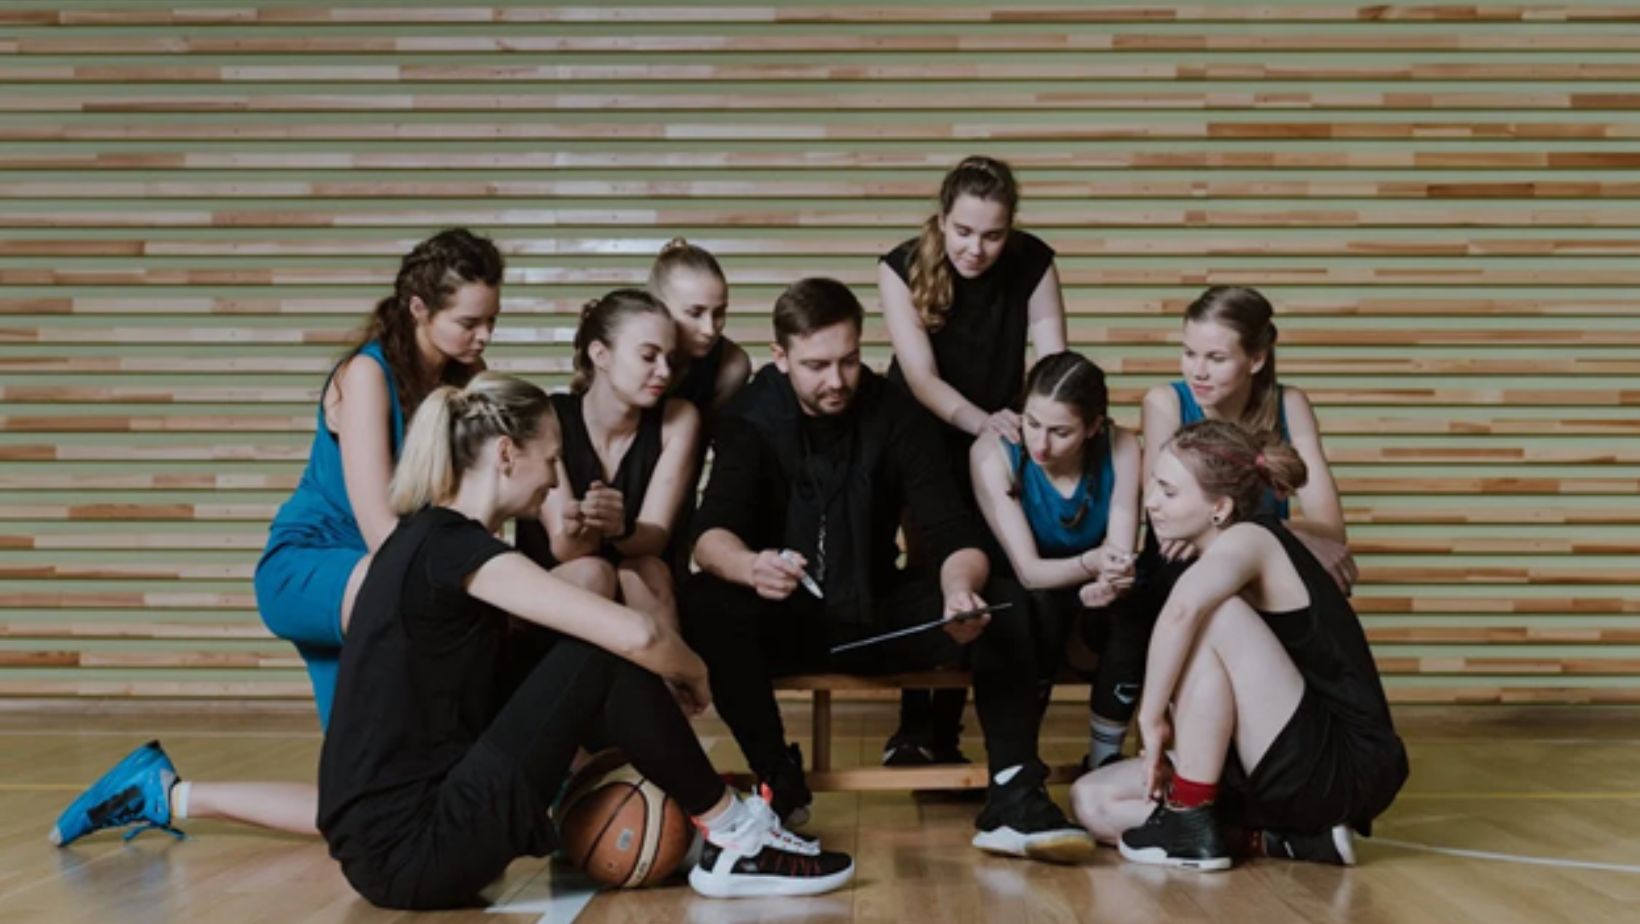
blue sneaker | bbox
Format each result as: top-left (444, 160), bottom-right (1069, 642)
top-left (49, 740), bottom-right (184, 847)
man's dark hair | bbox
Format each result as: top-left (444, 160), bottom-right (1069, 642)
top-left (772, 277), bottom-right (864, 347)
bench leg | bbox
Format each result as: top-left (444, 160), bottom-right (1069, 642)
top-left (811, 689), bottom-right (832, 773)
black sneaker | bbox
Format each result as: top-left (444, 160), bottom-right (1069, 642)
top-left (1261, 824), bottom-right (1356, 866)
top-left (689, 788), bottom-right (854, 898)
top-left (882, 730), bottom-right (970, 767)
top-left (754, 742), bottom-right (812, 828)
top-left (882, 730), bottom-right (936, 767)
top-left (971, 766), bottom-right (1095, 864)
top-left (1119, 802), bottom-right (1232, 871)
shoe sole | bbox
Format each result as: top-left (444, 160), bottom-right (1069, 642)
top-left (688, 860), bottom-right (855, 898)
top-left (1118, 840), bottom-right (1233, 872)
top-left (972, 827), bottom-right (1097, 865)
top-left (1332, 825), bottom-right (1357, 867)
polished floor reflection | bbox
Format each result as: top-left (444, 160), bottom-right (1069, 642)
top-left (4, 703), bottom-right (1638, 923)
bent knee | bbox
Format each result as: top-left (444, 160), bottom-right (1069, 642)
top-left (1198, 595), bottom-right (1263, 644)
top-left (618, 554), bottom-right (675, 593)
top-left (556, 556), bottom-right (619, 598)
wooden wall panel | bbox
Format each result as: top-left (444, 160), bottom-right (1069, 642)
top-left (1, 1), bottom-right (1636, 705)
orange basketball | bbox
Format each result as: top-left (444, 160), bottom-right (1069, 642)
top-left (554, 750), bottom-right (693, 888)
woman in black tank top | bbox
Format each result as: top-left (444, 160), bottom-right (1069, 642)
top-left (647, 239), bottom-right (752, 574)
top-left (515, 289), bottom-right (702, 632)
top-left (1071, 420), bottom-right (1406, 872)
top-left (649, 238), bottom-right (751, 418)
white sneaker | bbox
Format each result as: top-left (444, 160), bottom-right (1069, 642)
top-left (688, 788), bottom-right (855, 898)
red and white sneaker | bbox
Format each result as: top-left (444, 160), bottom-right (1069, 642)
top-left (688, 787), bottom-right (854, 898)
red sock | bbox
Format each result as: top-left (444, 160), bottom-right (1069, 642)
top-left (1168, 774), bottom-right (1218, 809)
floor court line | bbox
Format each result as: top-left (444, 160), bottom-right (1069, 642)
top-left (1373, 837), bottom-right (1640, 874)
top-left (485, 865), bottom-right (599, 923)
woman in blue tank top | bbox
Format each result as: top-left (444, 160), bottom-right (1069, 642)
top-left (971, 352), bottom-right (1142, 771)
top-left (1140, 286), bottom-right (1354, 592)
top-left (49, 230), bottom-right (507, 846)
top-left (258, 229), bottom-right (506, 728)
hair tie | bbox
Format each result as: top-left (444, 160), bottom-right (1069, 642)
top-left (1254, 452), bottom-right (1267, 470)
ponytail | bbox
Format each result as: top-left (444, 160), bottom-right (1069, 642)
top-left (570, 288), bottom-right (670, 394)
top-left (647, 236), bottom-right (726, 299)
top-left (909, 156), bottom-right (1020, 332)
top-left (908, 214), bottom-right (954, 332)
top-left (351, 227), bottom-right (505, 414)
top-left (1167, 419), bottom-right (1308, 524)
top-left (388, 372), bottom-right (554, 514)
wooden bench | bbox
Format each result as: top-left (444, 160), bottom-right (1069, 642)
top-left (762, 671), bottom-right (1086, 792)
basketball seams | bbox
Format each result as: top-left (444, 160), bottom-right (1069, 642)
top-left (629, 775), bottom-right (664, 887)
top-left (578, 780), bottom-right (644, 882)
top-left (557, 754), bottom-right (688, 889)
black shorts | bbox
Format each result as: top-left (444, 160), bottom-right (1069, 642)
top-left (1222, 687), bottom-right (1408, 835)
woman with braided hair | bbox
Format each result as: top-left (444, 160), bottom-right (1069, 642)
top-left (877, 154), bottom-right (1069, 767)
top-left (1070, 419), bottom-right (1407, 872)
top-left (50, 228), bottom-right (505, 845)
top-left (514, 289), bottom-right (700, 635)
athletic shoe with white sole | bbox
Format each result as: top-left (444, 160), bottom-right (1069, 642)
top-left (1118, 802), bottom-right (1232, 872)
top-left (49, 740), bottom-right (183, 847)
top-left (971, 767), bottom-right (1096, 864)
top-left (688, 787), bottom-right (854, 898)
top-left (1261, 824), bottom-right (1356, 866)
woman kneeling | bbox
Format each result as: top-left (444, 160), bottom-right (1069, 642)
top-left (1070, 419), bottom-right (1407, 870)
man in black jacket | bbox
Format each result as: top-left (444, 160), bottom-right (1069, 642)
top-left (682, 277), bottom-right (1091, 863)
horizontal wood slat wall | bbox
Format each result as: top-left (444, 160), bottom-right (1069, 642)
top-left (1, 0), bottom-right (1637, 706)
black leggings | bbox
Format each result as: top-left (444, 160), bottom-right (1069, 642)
top-left (682, 572), bottom-right (1044, 779)
top-left (339, 636), bottom-right (724, 911)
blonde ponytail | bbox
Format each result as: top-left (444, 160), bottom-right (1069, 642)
top-left (388, 372), bottom-right (554, 515)
top-left (389, 385), bottom-right (461, 515)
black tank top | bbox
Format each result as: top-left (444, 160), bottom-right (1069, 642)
top-left (1256, 518), bottom-right (1407, 799)
top-left (516, 392), bottom-right (665, 568)
top-left (670, 337), bottom-right (727, 419)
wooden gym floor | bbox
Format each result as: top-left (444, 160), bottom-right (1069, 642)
top-left (2, 702), bottom-right (1637, 924)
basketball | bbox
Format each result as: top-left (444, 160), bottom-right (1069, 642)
top-left (553, 750), bottom-right (694, 888)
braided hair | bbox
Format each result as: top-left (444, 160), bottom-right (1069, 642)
top-left (351, 228), bottom-right (505, 414)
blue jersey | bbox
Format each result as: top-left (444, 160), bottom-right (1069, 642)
top-left (1003, 433), bottom-right (1116, 557)
top-left (1170, 380), bottom-right (1291, 519)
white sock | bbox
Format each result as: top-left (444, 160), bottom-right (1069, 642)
top-left (993, 764), bottom-right (1024, 787)
top-left (170, 780), bottom-right (192, 820)
top-left (1090, 715), bottom-right (1129, 768)
top-left (698, 792), bottom-right (752, 836)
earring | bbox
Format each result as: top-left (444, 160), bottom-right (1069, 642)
top-left (1211, 512), bottom-right (1227, 526)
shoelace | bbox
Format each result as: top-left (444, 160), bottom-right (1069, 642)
top-left (96, 787), bottom-right (185, 843)
top-left (749, 787), bottom-right (821, 856)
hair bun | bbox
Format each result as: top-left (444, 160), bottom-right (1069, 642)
top-left (660, 236), bottom-right (690, 254)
